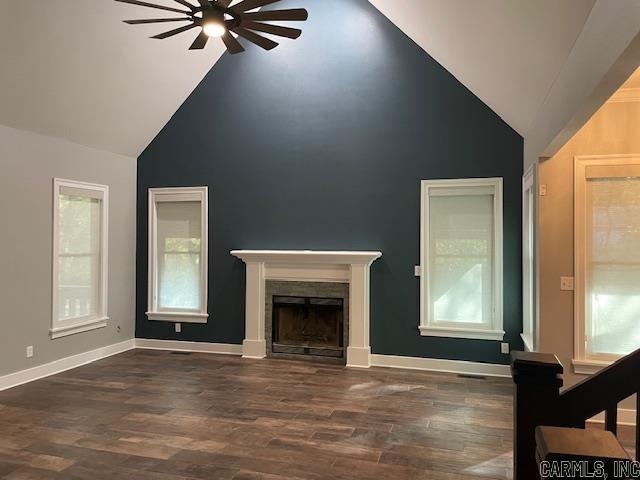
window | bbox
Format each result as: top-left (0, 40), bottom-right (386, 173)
top-left (574, 155), bottom-right (640, 370)
top-left (147, 187), bottom-right (208, 323)
top-left (52, 178), bottom-right (108, 338)
top-left (522, 167), bottom-right (536, 351)
top-left (420, 178), bottom-right (504, 340)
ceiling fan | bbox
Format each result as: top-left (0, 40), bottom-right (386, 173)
top-left (116, 0), bottom-right (308, 54)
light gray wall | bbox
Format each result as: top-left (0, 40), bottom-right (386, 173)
top-left (0, 124), bottom-right (136, 377)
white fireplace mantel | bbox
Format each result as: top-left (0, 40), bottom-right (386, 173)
top-left (231, 250), bottom-right (382, 368)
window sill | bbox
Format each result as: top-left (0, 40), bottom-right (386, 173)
top-left (572, 358), bottom-right (614, 375)
top-left (146, 312), bottom-right (209, 324)
top-left (50, 317), bottom-right (108, 339)
top-left (419, 326), bottom-right (505, 341)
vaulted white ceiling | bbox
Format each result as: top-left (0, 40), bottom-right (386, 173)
top-left (0, 0), bottom-right (227, 158)
top-left (0, 0), bottom-right (604, 157)
top-left (367, 0), bottom-right (596, 135)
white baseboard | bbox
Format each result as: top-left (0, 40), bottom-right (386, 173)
top-left (588, 408), bottom-right (637, 426)
top-left (135, 338), bottom-right (243, 356)
top-left (370, 353), bottom-right (511, 378)
top-left (0, 339), bottom-right (135, 392)
top-left (0, 340), bottom-right (509, 393)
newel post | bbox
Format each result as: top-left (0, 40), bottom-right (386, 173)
top-left (511, 352), bottom-right (564, 480)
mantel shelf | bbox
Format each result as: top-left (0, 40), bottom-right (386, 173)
top-left (230, 250), bottom-right (382, 265)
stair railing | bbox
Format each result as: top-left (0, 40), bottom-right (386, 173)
top-left (511, 348), bottom-right (640, 480)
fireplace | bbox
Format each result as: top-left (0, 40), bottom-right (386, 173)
top-left (272, 296), bottom-right (344, 358)
top-left (230, 250), bottom-right (381, 367)
top-left (265, 280), bottom-right (349, 363)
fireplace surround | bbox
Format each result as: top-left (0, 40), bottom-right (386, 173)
top-left (230, 250), bottom-right (382, 368)
top-left (265, 281), bottom-right (349, 363)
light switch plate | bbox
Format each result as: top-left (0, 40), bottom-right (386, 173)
top-left (175, 323), bottom-right (182, 333)
top-left (560, 276), bottom-right (574, 291)
top-left (414, 266), bottom-right (421, 277)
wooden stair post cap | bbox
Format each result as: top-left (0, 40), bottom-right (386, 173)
top-left (511, 351), bottom-right (564, 386)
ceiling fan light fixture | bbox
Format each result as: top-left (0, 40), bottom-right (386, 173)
top-left (116, 0), bottom-right (308, 55)
top-left (203, 21), bottom-right (226, 38)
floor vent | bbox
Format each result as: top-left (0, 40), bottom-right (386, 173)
top-left (457, 374), bottom-right (487, 380)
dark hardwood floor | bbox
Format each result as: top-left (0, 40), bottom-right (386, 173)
top-left (0, 350), bottom-right (514, 479)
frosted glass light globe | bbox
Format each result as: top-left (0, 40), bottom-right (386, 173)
top-left (203, 21), bottom-right (226, 38)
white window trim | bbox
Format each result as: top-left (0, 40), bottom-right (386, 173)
top-left (419, 178), bottom-right (504, 341)
top-left (521, 165), bottom-right (537, 352)
top-left (51, 178), bottom-right (109, 339)
top-left (573, 154), bottom-right (640, 373)
top-left (147, 187), bottom-right (209, 324)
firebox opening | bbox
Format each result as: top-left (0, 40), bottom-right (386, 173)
top-left (272, 296), bottom-right (344, 358)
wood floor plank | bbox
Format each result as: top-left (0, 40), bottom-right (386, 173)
top-left (0, 350), bottom-right (514, 479)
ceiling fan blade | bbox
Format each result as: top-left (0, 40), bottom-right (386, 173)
top-left (221, 31), bottom-right (245, 54)
top-left (241, 20), bottom-right (301, 39)
top-left (189, 30), bottom-right (209, 49)
top-left (195, 0), bottom-right (210, 7)
top-left (125, 17), bottom-right (192, 24)
top-left (189, 31), bottom-right (209, 50)
top-left (233, 27), bottom-right (278, 50)
top-left (216, 0), bottom-right (232, 6)
top-left (171, 0), bottom-right (197, 8)
top-left (152, 23), bottom-right (198, 39)
top-left (232, 0), bottom-right (280, 13)
top-left (115, 0), bottom-right (190, 15)
top-left (242, 8), bottom-right (308, 21)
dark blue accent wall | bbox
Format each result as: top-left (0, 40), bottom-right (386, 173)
top-left (136, 0), bottom-right (524, 364)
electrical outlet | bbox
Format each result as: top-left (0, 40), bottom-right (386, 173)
top-left (26, 346), bottom-right (34, 358)
top-left (414, 266), bottom-right (421, 277)
top-left (560, 276), bottom-right (574, 291)
top-left (116, 325), bottom-right (121, 333)
top-left (500, 343), bottom-right (509, 355)
top-left (539, 184), bottom-right (547, 196)
top-left (175, 323), bottom-right (182, 333)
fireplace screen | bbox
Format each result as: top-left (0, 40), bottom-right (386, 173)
top-left (272, 296), bottom-right (344, 358)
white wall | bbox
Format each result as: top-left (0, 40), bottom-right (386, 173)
top-left (0, 125), bottom-right (136, 376)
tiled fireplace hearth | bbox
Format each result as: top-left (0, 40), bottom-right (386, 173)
top-left (230, 250), bottom-right (382, 368)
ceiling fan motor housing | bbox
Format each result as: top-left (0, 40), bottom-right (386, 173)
top-left (202, 3), bottom-right (241, 30)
